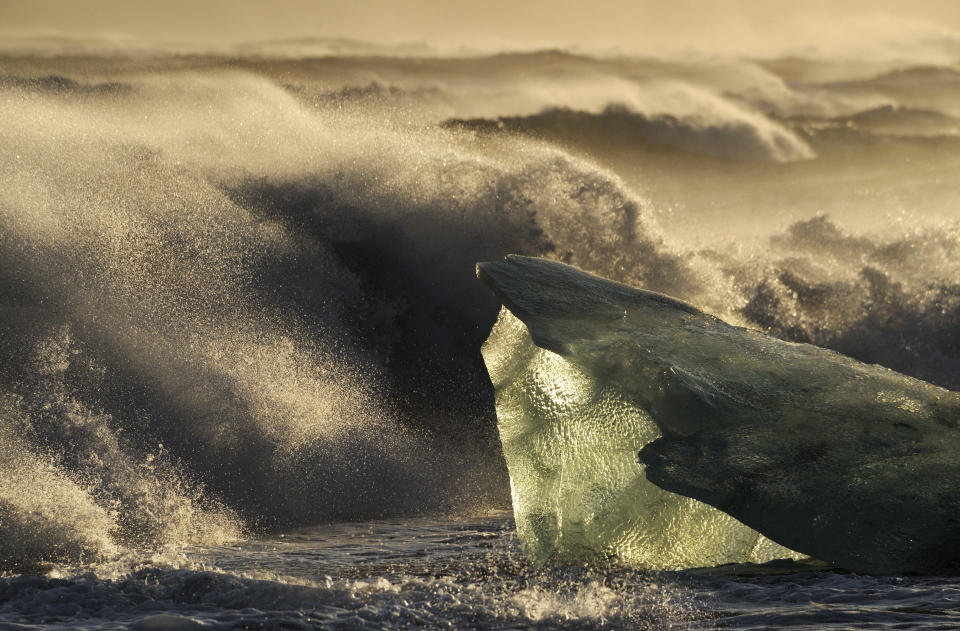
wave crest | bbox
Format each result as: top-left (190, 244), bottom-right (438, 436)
top-left (0, 71), bottom-right (690, 567)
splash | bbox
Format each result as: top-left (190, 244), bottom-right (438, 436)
top-left (0, 67), bottom-right (686, 568)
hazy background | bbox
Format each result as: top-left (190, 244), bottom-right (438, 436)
top-left (3, 0), bottom-right (960, 57)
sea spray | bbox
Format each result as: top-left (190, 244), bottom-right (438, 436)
top-left (0, 69), bottom-right (684, 567)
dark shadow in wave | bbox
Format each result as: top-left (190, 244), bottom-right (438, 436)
top-left (0, 74), bottom-right (130, 96)
top-left (220, 177), bottom-right (556, 445)
top-left (444, 105), bottom-right (808, 163)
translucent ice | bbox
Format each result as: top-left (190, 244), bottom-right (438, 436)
top-left (479, 256), bottom-right (960, 574)
top-left (480, 262), bottom-right (796, 570)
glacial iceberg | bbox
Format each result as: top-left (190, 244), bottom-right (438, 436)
top-left (479, 256), bottom-right (960, 574)
top-left (479, 259), bottom-right (797, 570)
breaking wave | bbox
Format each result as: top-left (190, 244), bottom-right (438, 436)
top-left (736, 216), bottom-right (960, 390)
top-left (446, 103), bottom-right (814, 162)
top-left (0, 69), bottom-right (690, 568)
top-left (1, 46), bottom-right (958, 571)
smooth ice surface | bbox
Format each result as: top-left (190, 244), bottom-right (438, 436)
top-left (481, 292), bottom-right (796, 570)
top-left (479, 256), bottom-right (960, 574)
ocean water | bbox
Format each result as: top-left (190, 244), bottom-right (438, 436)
top-left (1, 36), bottom-right (960, 628)
top-left (4, 513), bottom-right (960, 629)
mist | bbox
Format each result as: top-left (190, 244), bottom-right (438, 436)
top-left (4, 0), bottom-right (960, 58)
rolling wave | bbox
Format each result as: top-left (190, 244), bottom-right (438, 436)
top-left (446, 103), bottom-right (814, 162)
